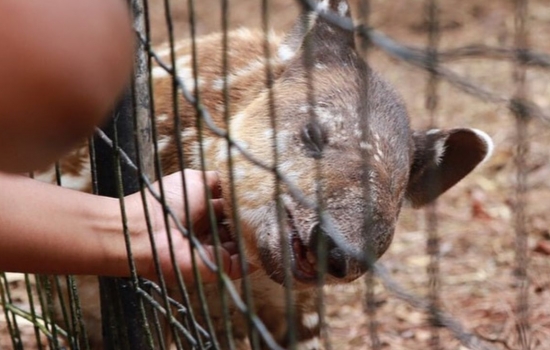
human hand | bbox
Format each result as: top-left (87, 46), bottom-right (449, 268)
top-left (127, 170), bottom-right (248, 285)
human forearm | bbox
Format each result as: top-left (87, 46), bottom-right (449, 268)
top-left (0, 173), bottom-right (128, 276)
top-left (0, 171), bottom-right (247, 283)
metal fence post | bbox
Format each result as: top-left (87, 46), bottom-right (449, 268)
top-left (94, 94), bottom-right (151, 350)
top-left (92, 0), bottom-right (154, 348)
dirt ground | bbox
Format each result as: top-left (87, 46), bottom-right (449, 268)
top-left (2, 0), bottom-right (550, 349)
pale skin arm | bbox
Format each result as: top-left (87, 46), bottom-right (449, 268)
top-left (0, 170), bottom-right (243, 284)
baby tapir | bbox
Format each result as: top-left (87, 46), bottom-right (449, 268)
top-left (39, 0), bottom-right (493, 348)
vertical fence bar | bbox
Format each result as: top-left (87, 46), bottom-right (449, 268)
top-left (93, 0), bottom-right (154, 349)
top-left (356, 0), bottom-right (382, 348)
top-left (424, 0), bottom-right (442, 349)
top-left (512, 0), bottom-right (531, 348)
top-left (185, 0), bottom-right (224, 348)
top-left (94, 93), bottom-right (150, 350)
top-left (132, 0), bottom-right (155, 182)
top-left (351, 1), bottom-right (382, 349)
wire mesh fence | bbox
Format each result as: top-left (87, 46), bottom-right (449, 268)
top-left (1, 0), bottom-right (549, 349)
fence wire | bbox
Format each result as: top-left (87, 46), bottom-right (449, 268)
top-left (1, 0), bottom-right (545, 349)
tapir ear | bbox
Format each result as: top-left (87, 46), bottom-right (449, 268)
top-left (277, 0), bottom-right (353, 63)
top-left (406, 128), bottom-right (494, 208)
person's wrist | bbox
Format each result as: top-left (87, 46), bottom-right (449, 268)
top-left (93, 195), bottom-right (136, 277)
top-left (124, 191), bottom-right (157, 279)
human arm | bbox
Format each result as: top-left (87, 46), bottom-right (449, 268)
top-left (0, 170), bottom-right (243, 284)
top-left (0, 0), bottom-right (134, 173)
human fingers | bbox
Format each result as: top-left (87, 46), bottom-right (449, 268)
top-left (189, 245), bottom-right (244, 283)
top-left (221, 241), bottom-right (238, 256)
top-left (211, 198), bottom-right (225, 221)
top-left (194, 222), bottom-right (229, 246)
top-left (217, 223), bottom-right (232, 243)
top-left (181, 169), bottom-right (220, 196)
top-left (203, 171), bottom-right (222, 198)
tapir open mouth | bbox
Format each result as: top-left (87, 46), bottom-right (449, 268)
top-left (286, 207), bottom-right (317, 283)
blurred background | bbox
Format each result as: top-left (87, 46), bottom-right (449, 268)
top-left (2, 0), bottom-right (549, 349)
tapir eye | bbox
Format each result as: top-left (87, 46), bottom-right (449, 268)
top-left (300, 121), bottom-right (327, 159)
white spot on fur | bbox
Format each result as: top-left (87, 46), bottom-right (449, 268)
top-left (368, 170), bottom-right (376, 182)
top-left (157, 136), bottom-right (172, 154)
top-left (33, 166), bottom-right (57, 185)
top-left (302, 312), bottom-right (319, 329)
top-left (338, 1), bottom-right (349, 16)
top-left (178, 67), bottom-right (200, 91)
top-left (278, 44), bottom-right (295, 61)
top-left (317, 0), bottom-right (329, 12)
top-left (229, 112), bottom-right (248, 137)
top-left (233, 27), bottom-right (252, 37)
top-left (175, 55), bottom-right (191, 70)
top-left (297, 337), bottom-right (321, 350)
top-left (226, 142), bottom-right (247, 161)
top-left (315, 63), bottom-right (327, 70)
top-left (154, 42), bottom-right (185, 58)
top-left (35, 155), bottom-right (91, 191)
top-left (235, 59), bottom-right (267, 82)
top-left (278, 160), bottom-right (294, 173)
top-left (181, 129), bottom-right (197, 142)
top-left (59, 172), bottom-right (91, 191)
top-left (263, 129), bottom-right (274, 140)
top-left (211, 58), bottom-right (265, 91)
top-left (152, 66), bottom-right (169, 78)
top-left (360, 141), bottom-right (373, 150)
top-left (286, 171), bottom-right (302, 183)
top-left (232, 166), bottom-right (246, 181)
top-left (156, 113), bottom-right (169, 123)
top-left (188, 141), bottom-right (201, 168)
top-left (299, 105), bottom-right (310, 113)
top-left (216, 145), bottom-right (228, 163)
top-left (212, 78), bottom-right (225, 91)
top-left (433, 138), bottom-right (447, 165)
top-left (241, 190), bottom-right (262, 202)
top-left (277, 160), bottom-right (300, 182)
top-left (368, 171), bottom-right (380, 202)
top-left (470, 128), bottom-right (494, 163)
top-left (426, 128), bottom-right (441, 135)
top-left (276, 131), bottom-right (291, 152)
top-left (371, 133), bottom-right (385, 160)
top-left (263, 30), bottom-right (279, 46)
top-left (315, 107), bottom-right (338, 124)
top-left (201, 137), bottom-right (215, 155)
top-left (152, 55), bottom-right (193, 81)
top-left (306, 12), bottom-right (319, 30)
